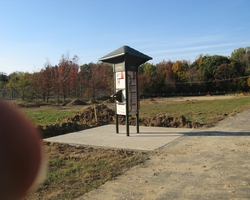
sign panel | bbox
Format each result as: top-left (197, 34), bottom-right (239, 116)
top-left (115, 71), bottom-right (137, 115)
top-left (116, 71), bottom-right (125, 89)
top-left (114, 63), bottom-right (124, 72)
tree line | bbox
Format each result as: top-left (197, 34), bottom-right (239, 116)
top-left (0, 47), bottom-right (250, 103)
top-left (0, 54), bottom-right (113, 103)
top-left (138, 46), bottom-right (250, 96)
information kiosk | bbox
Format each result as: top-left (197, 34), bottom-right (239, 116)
top-left (99, 46), bottom-right (152, 136)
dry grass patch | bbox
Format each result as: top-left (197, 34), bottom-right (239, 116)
top-left (25, 142), bottom-right (148, 200)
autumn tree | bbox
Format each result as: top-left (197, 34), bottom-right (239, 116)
top-left (188, 55), bottom-right (205, 83)
top-left (172, 60), bottom-right (188, 81)
top-left (99, 63), bottom-right (113, 96)
top-left (51, 54), bottom-right (79, 103)
top-left (30, 72), bottom-right (43, 100)
top-left (5, 72), bottom-right (32, 100)
top-left (155, 60), bottom-right (175, 94)
top-left (138, 64), bottom-right (147, 95)
top-left (79, 63), bottom-right (91, 98)
top-left (138, 63), bottom-right (158, 95)
top-left (187, 55), bottom-right (206, 92)
top-left (68, 55), bottom-right (80, 98)
top-left (213, 63), bottom-right (236, 91)
top-left (57, 55), bottom-right (70, 102)
top-left (200, 55), bottom-right (230, 91)
top-left (4, 46), bottom-right (250, 101)
top-left (172, 60), bottom-right (189, 93)
top-left (241, 50), bottom-right (250, 75)
top-left (88, 63), bottom-right (100, 99)
top-left (39, 62), bottom-right (56, 102)
top-left (80, 63), bottom-right (94, 99)
top-left (82, 62), bottom-right (112, 100)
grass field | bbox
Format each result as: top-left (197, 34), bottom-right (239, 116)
top-left (20, 106), bottom-right (80, 126)
top-left (140, 96), bottom-right (250, 125)
top-left (21, 96), bottom-right (250, 127)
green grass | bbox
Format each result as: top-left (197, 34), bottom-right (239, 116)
top-left (140, 96), bottom-right (250, 125)
top-left (20, 106), bottom-right (82, 126)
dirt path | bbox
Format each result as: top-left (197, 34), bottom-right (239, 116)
top-left (77, 110), bottom-right (250, 200)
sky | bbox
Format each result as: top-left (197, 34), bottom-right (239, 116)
top-left (0, 0), bottom-right (249, 75)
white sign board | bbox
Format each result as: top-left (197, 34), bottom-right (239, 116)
top-left (115, 71), bottom-right (137, 115)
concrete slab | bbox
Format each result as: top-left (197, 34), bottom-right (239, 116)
top-left (44, 125), bottom-right (193, 151)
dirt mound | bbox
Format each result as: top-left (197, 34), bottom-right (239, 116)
top-left (38, 104), bottom-right (201, 138)
top-left (38, 104), bottom-right (115, 138)
top-left (37, 122), bottom-right (82, 138)
top-left (146, 114), bottom-right (201, 128)
top-left (116, 114), bottom-right (201, 128)
top-left (66, 99), bottom-right (87, 106)
top-left (63, 104), bottom-right (200, 128)
top-left (62, 104), bottom-right (115, 125)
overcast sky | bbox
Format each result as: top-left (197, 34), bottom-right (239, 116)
top-left (0, 0), bottom-right (249, 75)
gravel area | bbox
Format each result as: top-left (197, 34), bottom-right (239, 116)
top-left (77, 109), bottom-right (250, 200)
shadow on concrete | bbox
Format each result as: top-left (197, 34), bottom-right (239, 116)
top-left (187, 131), bottom-right (250, 136)
top-left (120, 134), bottom-right (184, 138)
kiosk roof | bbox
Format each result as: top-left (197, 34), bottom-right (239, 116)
top-left (99, 45), bottom-right (152, 65)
